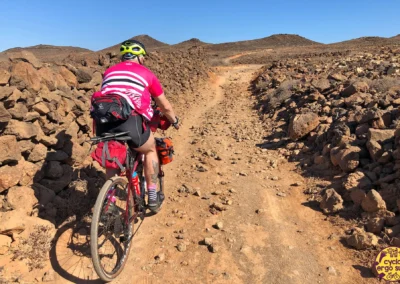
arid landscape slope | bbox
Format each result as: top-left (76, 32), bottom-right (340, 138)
top-left (0, 34), bottom-right (399, 283)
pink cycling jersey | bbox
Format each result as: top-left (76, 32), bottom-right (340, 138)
top-left (93, 61), bottom-right (164, 120)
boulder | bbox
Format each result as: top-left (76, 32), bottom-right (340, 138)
top-left (39, 135), bottom-right (59, 148)
top-left (68, 142), bottom-right (87, 165)
top-left (0, 103), bottom-right (11, 123)
top-left (328, 73), bottom-right (347, 81)
top-left (33, 101), bottom-right (51, 115)
top-left (32, 183), bottom-right (55, 206)
top-left (24, 111), bottom-right (41, 122)
top-left (8, 103), bottom-right (28, 120)
top-left (3, 120), bottom-right (39, 140)
top-left (311, 78), bottom-right (331, 92)
top-left (0, 70), bottom-right (10, 85)
top-left (0, 210), bottom-right (55, 239)
top-left (366, 140), bottom-right (383, 162)
top-left (366, 218), bottom-right (385, 234)
top-left (9, 61), bottom-right (41, 93)
top-left (7, 186), bottom-right (38, 215)
top-left (361, 190), bottom-right (386, 213)
top-left (59, 66), bottom-right (78, 87)
top-left (18, 140), bottom-right (35, 154)
top-left (46, 150), bottom-right (69, 161)
top-left (0, 86), bottom-right (16, 100)
top-left (368, 129), bottom-right (395, 144)
top-left (0, 210), bottom-right (25, 237)
top-left (288, 113), bottom-right (320, 140)
top-left (0, 135), bottom-right (21, 165)
top-left (336, 147), bottom-right (360, 172)
top-left (314, 155), bottom-right (327, 165)
top-left (344, 93), bottom-right (371, 107)
top-left (38, 67), bottom-right (57, 91)
top-left (355, 123), bottom-right (369, 137)
top-left (341, 81), bottom-right (369, 97)
top-left (0, 163), bottom-right (23, 193)
top-left (0, 235), bottom-right (11, 255)
top-left (28, 143), bottom-right (48, 163)
top-left (75, 68), bottom-right (92, 83)
top-left (8, 50), bottom-right (42, 68)
top-left (19, 159), bottom-right (42, 186)
top-left (39, 165), bottom-right (73, 193)
top-left (44, 161), bottom-right (64, 179)
top-left (346, 229), bottom-right (378, 250)
top-left (344, 171), bottom-right (372, 191)
top-left (350, 188), bottom-right (366, 206)
top-left (320, 189), bottom-right (343, 213)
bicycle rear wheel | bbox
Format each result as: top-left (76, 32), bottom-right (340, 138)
top-left (90, 176), bottom-right (133, 282)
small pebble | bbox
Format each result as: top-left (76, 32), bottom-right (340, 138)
top-left (327, 266), bottom-right (337, 275)
top-left (155, 253), bottom-right (165, 263)
top-left (204, 238), bottom-right (213, 245)
top-left (177, 243), bottom-right (187, 252)
top-left (210, 244), bottom-right (219, 253)
top-left (225, 199), bottom-right (233, 205)
top-left (215, 221), bottom-right (224, 230)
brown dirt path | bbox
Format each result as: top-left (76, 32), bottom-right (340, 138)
top-left (49, 64), bottom-right (377, 284)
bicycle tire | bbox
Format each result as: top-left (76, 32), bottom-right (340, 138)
top-left (91, 176), bottom-right (133, 282)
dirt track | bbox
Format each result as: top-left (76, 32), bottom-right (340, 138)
top-left (49, 64), bottom-right (377, 284)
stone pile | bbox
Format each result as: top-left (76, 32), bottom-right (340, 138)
top-left (253, 47), bottom-right (400, 247)
top-left (0, 46), bottom-right (210, 259)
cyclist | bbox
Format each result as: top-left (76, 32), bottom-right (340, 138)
top-left (92, 39), bottom-right (179, 212)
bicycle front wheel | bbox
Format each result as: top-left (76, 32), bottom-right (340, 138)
top-left (90, 176), bottom-right (133, 282)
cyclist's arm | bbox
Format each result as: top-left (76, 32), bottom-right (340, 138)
top-left (153, 94), bottom-right (178, 124)
top-left (148, 74), bottom-right (178, 125)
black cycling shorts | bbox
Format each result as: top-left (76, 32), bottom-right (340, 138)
top-left (95, 115), bottom-right (150, 149)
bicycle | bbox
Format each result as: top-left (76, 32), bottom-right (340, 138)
top-left (89, 125), bottom-right (170, 281)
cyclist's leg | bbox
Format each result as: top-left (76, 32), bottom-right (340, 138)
top-left (134, 132), bottom-right (160, 208)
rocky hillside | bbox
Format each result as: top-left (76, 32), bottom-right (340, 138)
top-left (253, 46), bottom-right (400, 251)
top-left (1, 45), bottom-right (92, 62)
top-left (174, 38), bottom-right (210, 49)
top-left (99, 34), bottom-right (170, 54)
top-left (207, 34), bottom-right (321, 54)
top-left (0, 46), bottom-right (209, 276)
top-left (331, 36), bottom-right (400, 47)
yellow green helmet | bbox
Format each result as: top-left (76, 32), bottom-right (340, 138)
top-left (120, 39), bottom-right (147, 60)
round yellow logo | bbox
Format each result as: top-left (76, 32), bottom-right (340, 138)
top-left (374, 247), bottom-right (400, 281)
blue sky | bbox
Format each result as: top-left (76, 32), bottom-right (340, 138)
top-left (0, 0), bottom-right (398, 52)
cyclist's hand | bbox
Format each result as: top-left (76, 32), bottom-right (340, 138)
top-left (172, 117), bottom-right (179, 130)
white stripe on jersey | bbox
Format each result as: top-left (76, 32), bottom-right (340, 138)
top-left (103, 71), bottom-right (149, 86)
top-left (102, 76), bottom-right (145, 87)
top-left (102, 81), bottom-right (145, 92)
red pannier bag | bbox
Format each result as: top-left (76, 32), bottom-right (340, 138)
top-left (155, 137), bottom-right (174, 165)
top-left (91, 140), bottom-right (127, 170)
top-left (149, 108), bottom-right (171, 132)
